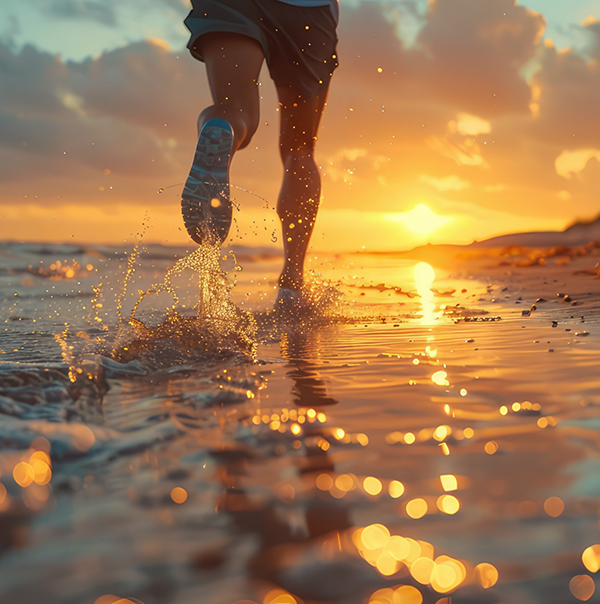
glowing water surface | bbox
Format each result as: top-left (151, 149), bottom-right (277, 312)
top-left (1, 241), bottom-right (600, 604)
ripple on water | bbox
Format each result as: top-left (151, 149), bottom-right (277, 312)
top-left (2, 242), bottom-right (600, 603)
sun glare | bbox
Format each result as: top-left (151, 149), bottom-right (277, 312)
top-left (414, 261), bottom-right (442, 324)
top-left (391, 204), bottom-right (450, 235)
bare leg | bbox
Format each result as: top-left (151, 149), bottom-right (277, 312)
top-left (198, 33), bottom-right (265, 151)
top-left (276, 87), bottom-right (330, 291)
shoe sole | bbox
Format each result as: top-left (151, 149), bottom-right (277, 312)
top-left (182, 117), bottom-right (233, 245)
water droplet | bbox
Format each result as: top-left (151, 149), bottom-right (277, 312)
top-left (271, 231), bottom-right (278, 243)
top-left (157, 188), bottom-right (164, 194)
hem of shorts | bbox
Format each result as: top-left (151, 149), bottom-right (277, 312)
top-left (184, 18), bottom-right (269, 63)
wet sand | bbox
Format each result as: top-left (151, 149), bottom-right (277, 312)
top-left (0, 237), bottom-right (600, 604)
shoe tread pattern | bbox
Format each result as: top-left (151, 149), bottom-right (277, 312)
top-left (182, 120), bottom-right (233, 245)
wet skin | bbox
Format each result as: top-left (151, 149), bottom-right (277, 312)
top-left (197, 32), bottom-right (330, 292)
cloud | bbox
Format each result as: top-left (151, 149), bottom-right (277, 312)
top-left (414, 0), bottom-right (546, 116)
top-left (37, 0), bottom-right (190, 28)
top-left (324, 148), bottom-right (390, 183)
top-left (530, 20), bottom-right (600, 148)
top-left (452, 113), bottom-right (492, 137)
top-left (43, 0), bottom-right (117, 27)
top-left (420, 174), bottom-right (471, 192)
top-left (583, 17), bottom-right (600, 59)
top-left (0, 39), bottom-right (209, 187)
top-left (555, 149), bottom-right (600, 179)
top-left (2, 0), bottom-right (600, 247)
top-left (425, 136), bottom-right (488, 168)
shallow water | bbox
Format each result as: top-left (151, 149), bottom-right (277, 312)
top-left (1, 240), bottom-right (600, 604)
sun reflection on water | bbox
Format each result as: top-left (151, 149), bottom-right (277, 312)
top-left (414, 262), bottom-right (442, 324)
top-left (354, 520), bottom-right (498, 600)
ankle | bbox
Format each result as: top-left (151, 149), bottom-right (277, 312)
top-left (278, 275), bottom-right (303, 291)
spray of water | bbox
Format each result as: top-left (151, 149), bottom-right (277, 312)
top-left (109, 242), bottom-right (258, 367)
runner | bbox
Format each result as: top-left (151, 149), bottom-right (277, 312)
top-left (182, 0), bottom-right (339, 309)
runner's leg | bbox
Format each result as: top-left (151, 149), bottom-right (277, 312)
top-left (276, 86), bottom-right (330, 291)
top-left (198, 33), bottom-right (265, 151)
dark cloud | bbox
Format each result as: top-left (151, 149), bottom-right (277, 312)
top-left (0, 40), bottom-right (209, 187)
top-left (333, 0), bottom-right (545, 116)
top-left (530, 22), bottom-right (600, 149)
top-left (69, 41), bottom-right (202, 138)
top-left (415, 0), bottom-right (546, 116)
top-left (43, 0), bottom-right (117, 27)
top-left (583, 18), bottom-right (600, 60)
top-left (0, 43), bottom-right (72, 120)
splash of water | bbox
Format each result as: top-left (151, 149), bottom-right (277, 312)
top-left (157, 181), bottom-right (272, 210)
top-left (109, 243), bottom-right (257, 367)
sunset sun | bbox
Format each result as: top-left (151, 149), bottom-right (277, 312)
top-left (388, 204), bottom-right (450, 235)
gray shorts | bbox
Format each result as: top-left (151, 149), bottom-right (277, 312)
top-left (184, 0), bottom-right (338, 99)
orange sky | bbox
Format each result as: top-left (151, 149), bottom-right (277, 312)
top-left (1, 0), bottom-right (600, 251)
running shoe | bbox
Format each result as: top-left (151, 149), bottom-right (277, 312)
top-left (182, 117), bottom-right (233, 245)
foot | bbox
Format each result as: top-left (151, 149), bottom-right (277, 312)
top-left (274, 287), bottom-right (311, 319)
top-left (182, 118), bottom-right (234, 245)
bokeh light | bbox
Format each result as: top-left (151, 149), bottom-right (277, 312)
top-left (431, 372), bottom-right (449, 387)
top-left (72, 424), bottom-right (96, 452)
top-left (570, 575), bottom-right (595, 601)
top-left (376, 551), bottom-right (400, 576)
top-left (484, 441), bottom-right (498, 455)
top-left (385, 535), bottom-right (410, 560)
top-left (264, 589), bottom-right (297, 604)
top-left (406, 498), bottom-right (428, 519)
top-left (369, 588), bottom-right (394, 604)
top-left (437, 495), bottom-right (460, 515)
top-left (170, 487), bottom-right (188, 504)
top-left (389, 480), bottom-right (405, 498)
top-left (440, 475), bottom-right (457, 492)
top-left (94, 596), bottom-right (124, 604)
top-left (393, 585), bottom-right (423, 603)
top-left (13, 462), bottom-right (35, 487)
top-left (474, 563), bottom-right (499, 588)
top-left (31, 459), bottom-right (52, 485)
top-left (411, 557), bottom-right (435, 584)
top-left (22, 483), bottom-right (50, 511)
top-left (335, 474), bottom-right (357, 492)
top-left (582, 545), bottom-right (600, 573)
top-left (364, 477), bottom-right (383, 496)
top-left (361, 524), bottom-right (390, 549)
top-left (431, 556), bottom-right (466, 593)
top-left (316, 473), bottom-right (334, 491)
top-left (433, 426), bottom-right (451, 441)
top-left (543, 496), bottom-right (565, 518)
